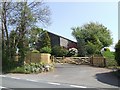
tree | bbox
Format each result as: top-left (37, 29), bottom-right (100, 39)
top-left (28, 27), bottom-right (43, 49)
top-left (38, 31), bottom-right (51, 50)
top-left (9, 30), bottom-right (18, 61)
top-left (1, 1), bottom-right (51, 66)
top-left (115, 40), bottom-right (120, 66)
top-left (14, 2), bottom-right (51, 65)
top-left (1, 2), bottom-right (12, 61)
top-left (72, 22), bottom-right (113, 56)
top-left (1, 2), bottom-right (16, 67)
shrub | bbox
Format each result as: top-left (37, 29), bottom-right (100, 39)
top-left (10, 62), bottom-right (54, 74)
top-left (40, 46), bottom-right (51, 54)
top-left (24, 63), bottom-right (54, 73)
top-left (51, 46), bottom-right (68, 57)
top-left (39, 31), bottom-right (51, 48)
top-left (103, 51), bottom-right (117, 67)
top-left (32, 50), bottom-right (39, 53)
top-left (10, 66), bottom-right (30, 74)
top-left (115, 40), bottom-right (120, 66)
top-left (24, 63), bottom-right (43, 73)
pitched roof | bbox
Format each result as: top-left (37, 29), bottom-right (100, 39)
top-left (47, 31), bottom-right (77, 44)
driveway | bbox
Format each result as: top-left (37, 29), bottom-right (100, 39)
top-left (4, 63), bottom-right (120, 88)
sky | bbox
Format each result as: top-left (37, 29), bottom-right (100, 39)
top-left (43, 2), bottom-right (118, 51)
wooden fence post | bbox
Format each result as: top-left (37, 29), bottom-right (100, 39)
top-left (104, 58), bottom-right (106, 67)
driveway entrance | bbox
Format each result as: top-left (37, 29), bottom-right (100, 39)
top-left (6, 63), bottom-right (120, 88)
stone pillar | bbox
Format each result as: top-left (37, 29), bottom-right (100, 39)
top-left (40, 53), bottom-right (51, 64)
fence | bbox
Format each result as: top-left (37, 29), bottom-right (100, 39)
top-left (15, 53), bottom-right (106, 67)
top-left (54, 56), bottom-right (106, 67)
top-left (90, 56), bottom-right (106, 67)
top-left (54, 57), bottom-right (90, 65)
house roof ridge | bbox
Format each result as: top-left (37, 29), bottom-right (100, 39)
top-left (47, 31), bottom-right (77, 43)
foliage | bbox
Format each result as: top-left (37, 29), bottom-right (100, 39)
top-left (104, 48), bottom-right (110, 52)
top-left (86, 41), bottom-right (97, 56)
top-left (10, 63), bottom-right (54, 74)
top-left (72, 22), bottom-right (113, 56)
top-left (1, 1), bottom-right (51, 71)
top-left (1, 2), bottom-right (14, 64)
top-left (9, 30), bottom-right (19, 61)
top-left (28, 27), bottom-right (44, 49)
top-left (40, 46), bottom-right (51, 54)
top-left (38, 31), bottom-right (51, 49)
top-left (32, 50), bottom-right (40, 53)
top-left (115, 40), bottom-right (120, 66)
top-left (2, 61), bottom-right (19, 73)
top-left (51, 46), bottom-right (68, 57)
top-left (10, 66), bottom-right (26, 74)
top-left (103, 51), bottom-right (117, 67)
top-left (17, 36), bottom-right (29, 65)
top-left (77, 39), bottom-right (86, 57)
top-left (67, 48), bottom-right (78, 57)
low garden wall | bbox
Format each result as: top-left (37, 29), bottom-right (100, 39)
top-left (15, 52), bottom-right (52, 64)
top-left (25, 52), bottom-right (41, 63)
top-left (40, 53), bottom-right (51, 64)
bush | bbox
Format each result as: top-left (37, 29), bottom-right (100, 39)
top-left (10, 62), bottom-right (54, 74)
top-left (51, 46), bottom-right (68, 57)
top-left (40, 46), bottom-right (51, 54)
top-left (103, 51), bottom-right (117, 67)
top-left (24, 63), bottom-right (43, 73)
top-left (10, 66), bottom-right (30, 74)
top-left (115, 40), bottom-right (120, 66)
top-left (39, 31), bottom-right (51, 48)
top-left (32, 50), bottom-right (39, 53)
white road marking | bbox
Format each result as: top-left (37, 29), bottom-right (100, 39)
top-left (10, 77), bottom-right (21, 80)
top-left (0, 75), bottom-right (6, 77)
top-left (1, 75), bottom-right (87, 88)
top-left (26, 79), bottom-right (38, 82)
top-left (70, 85), bottom-right (87, 88)
top-left (1, 75), bottom-right (38, 82)
top-left (0, 86), bottom-right (6, 88)
top-left (48, 82), bottom-right (61, 85)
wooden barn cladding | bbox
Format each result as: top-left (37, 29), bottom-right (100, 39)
top-left (47, 31), bottom-right (77, 49)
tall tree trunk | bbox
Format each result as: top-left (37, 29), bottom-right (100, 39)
top-left (2, 2), bottom-right (10, 61)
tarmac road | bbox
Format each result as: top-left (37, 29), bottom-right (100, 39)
top-left (1, 63), bottom-right (120, 89)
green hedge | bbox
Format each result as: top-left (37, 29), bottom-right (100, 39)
top-left (103, 51), bottom-right (117, 67)
top-left (115, 40), bottom-right (120, 66)
top-left (51, 46), bottom-right (68, 57)
top-left (40, 46), bottom-right (51, 54)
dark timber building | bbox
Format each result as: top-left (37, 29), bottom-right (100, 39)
top-left (47, 32), bottom-right (77, 49)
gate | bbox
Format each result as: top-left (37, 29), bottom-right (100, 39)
top-left (54, 57), bottom-right (90, 65)
top-left (53, 56), bottom-right (106, 67)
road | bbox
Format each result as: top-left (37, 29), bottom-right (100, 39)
top-left (1, 76), bottom-right (76, 89)
top-left (1, 63), bottom-right (120, 89)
